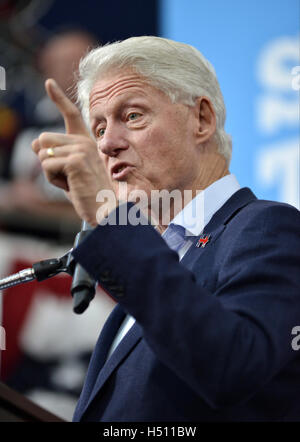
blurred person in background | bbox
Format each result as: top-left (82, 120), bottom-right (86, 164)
top-left (0, 29), bottom-right (97, 225)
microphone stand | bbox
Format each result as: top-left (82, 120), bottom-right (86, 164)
top-left (0, 222), bottom-right (97, 314)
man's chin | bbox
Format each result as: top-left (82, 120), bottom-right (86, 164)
top-left (114, 182), bottom-right (152, 204)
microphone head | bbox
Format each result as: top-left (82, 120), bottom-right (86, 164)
top-left (72, 288), bottom-right (95, 314)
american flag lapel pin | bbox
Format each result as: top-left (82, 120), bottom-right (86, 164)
top-left (196, 234), bottom-right (211, 248)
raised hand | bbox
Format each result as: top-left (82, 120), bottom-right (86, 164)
top-left (32, 79), bottom-right (114, 226)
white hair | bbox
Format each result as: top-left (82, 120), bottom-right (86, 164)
top-left (77, 36), bottom-right (232, 164)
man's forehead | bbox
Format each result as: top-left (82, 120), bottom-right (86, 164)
top-left (90, 70), bottom-right (147, 96)
top-left (89, 70), bottom-right (161, 111)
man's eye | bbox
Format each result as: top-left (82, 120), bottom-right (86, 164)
top-left (128, 113), bottom-right (140, 121)
top-left (96, 128), bottom-right (105, 137)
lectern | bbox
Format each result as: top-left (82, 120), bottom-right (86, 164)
top-left (0, 382), bottom-right (65, 422)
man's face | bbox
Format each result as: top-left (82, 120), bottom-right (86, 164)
top-left (40, 34), bottom-right (94, 96)
top-left (89, 69), bottom-right (201, 202)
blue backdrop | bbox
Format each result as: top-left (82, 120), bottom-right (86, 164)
top-left (159, 0), bottom-right (299, 208)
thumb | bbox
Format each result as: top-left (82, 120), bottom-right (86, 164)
top-left (45, 78), bottom-right (89, 136)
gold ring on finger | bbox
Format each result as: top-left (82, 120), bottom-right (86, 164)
top-left (47, 147), bottom-right (55, 157)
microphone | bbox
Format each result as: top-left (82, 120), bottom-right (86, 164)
top-left (70, 221), bottom-right (97, 314)
top-left (0, 256), bottom-right (69, 291)
top-left (0, 223), bottom-right (97, 315)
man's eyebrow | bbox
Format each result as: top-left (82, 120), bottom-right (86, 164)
top-left (90, 97), bottom-right (148, 126)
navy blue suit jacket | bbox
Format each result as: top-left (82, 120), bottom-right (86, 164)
top-left (72, 188), bottom-right (300, 421)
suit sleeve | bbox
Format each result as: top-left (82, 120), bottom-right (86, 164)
top-left (72, 202), bottom-right (300, 409)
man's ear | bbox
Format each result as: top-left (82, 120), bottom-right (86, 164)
top-left (194, 97), bottom-right (217, 144)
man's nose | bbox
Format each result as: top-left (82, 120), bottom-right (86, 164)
top-left (98, 124), bottom-right (129, 157)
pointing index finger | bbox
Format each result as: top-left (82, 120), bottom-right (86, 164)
top-left (45, 79), bottom-right (89, 136)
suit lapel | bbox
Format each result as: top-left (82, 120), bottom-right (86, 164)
top-left (74, 303), bottom-right (125, 420)
top-left (181, 187), bottom-right (257, 270)
top-left (81, 321), bottom-right (143, 419)
top-left (181, 224), bottom-right (225, 270)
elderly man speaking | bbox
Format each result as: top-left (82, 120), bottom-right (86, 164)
top-left (32, 36), bottom-right (300, 422)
